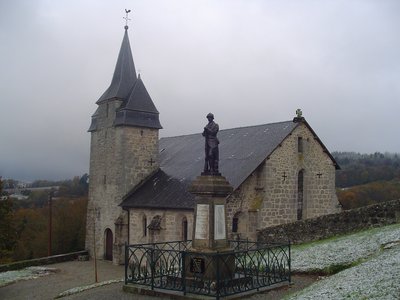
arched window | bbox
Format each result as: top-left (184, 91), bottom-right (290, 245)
top-left (182, 217), bottom-right (188, 241)
top-left (297, 170), bottom-right (304, 220)
top-left (142, 215), bottom-right (147, 237)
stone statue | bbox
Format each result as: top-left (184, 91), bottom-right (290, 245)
top-left (202, 113), bottom-right (220, 175)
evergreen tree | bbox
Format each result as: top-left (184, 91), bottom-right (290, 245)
top-left (0, 177), bottom-right (16, 263)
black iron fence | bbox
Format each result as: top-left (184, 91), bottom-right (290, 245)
top-left (125, 240), bottom-right (290, 299)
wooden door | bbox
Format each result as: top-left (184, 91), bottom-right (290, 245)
top-left (105, 229), bottom-right (113, 261)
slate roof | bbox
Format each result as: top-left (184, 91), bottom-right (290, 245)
top-left (121, 169), bottom-right (195, 210)
top-left (89, 27), bottom-right (161, 131)
top-left (97, 28), bottom-right (137, 103)
top-left (121, 120), bottom-right (338, 210)
top-left (114, 76), bottom-right (162, 129)
top-left (159, 121), bottom-right (298, 189)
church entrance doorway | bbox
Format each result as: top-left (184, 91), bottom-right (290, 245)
top-left (104, 228), bottom-right (113, 261)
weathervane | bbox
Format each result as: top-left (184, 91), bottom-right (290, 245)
top-left (124, 9), bottom-right (131, 29)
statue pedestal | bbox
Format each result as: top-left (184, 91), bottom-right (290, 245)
top-left (186, 175), bottom-right (234, 282)
top-left (189, 175), bottom-right (233, 250)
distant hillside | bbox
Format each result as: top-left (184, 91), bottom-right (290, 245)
top-left (0, 176), bottom-right (88, 263)
top-left (333, 152), bottom-right (400, 209)
top-left (333, 151), bottom-right (400, 188)
top-left (336, 179), bottom-right (400, 209)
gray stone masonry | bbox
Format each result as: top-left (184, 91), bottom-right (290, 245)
top-left (130, 209), bottom-right (194, 244)
top-left (226, 123), bottom-right (339, 241)
top-left (86, 99), bottom-right (159, 264)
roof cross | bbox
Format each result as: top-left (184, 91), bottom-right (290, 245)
top-left (124, 9), bottom-right (131, 28)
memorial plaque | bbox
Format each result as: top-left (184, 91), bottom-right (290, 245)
top-left (195, 204), bottom-right (209, 239)
top-left (190, 257), bottom-right (205, 273)
top-left (214, 205), bottom-right (226, 240)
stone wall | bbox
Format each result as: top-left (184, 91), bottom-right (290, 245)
top-left (226, 165), bottom-right (263, 241)
top-left (0, 250), bottom-right (88, 272)
top-left (257, 199), bottom-right (400, 244)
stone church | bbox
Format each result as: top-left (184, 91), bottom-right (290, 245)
top-left (85, 25), bottom-right (340, 264)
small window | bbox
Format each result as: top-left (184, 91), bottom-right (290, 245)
top-left (182, 217), bottom-right (188, 241)
top-left (143, 216), bottom-right (147, 237)
top-left (232, 216), bottom-right (239, 233)
top-left (103, 175), bottom-right (106, 185)
top-left (106, 103), bottom-right (109, 118)
top-left (298, 137), bottom-right (303, 153)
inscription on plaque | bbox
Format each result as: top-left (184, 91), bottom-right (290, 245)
top-left (214, 205), bottom-right (226, 240)
top-left (190, 257), bottom-right (205, 273)
top-left (195, 204), bottom-right (209, 239)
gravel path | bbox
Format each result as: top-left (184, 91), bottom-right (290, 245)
top-left (0, 260), bottom-right (123, 300)
top-left (61, 274), bottom-right (318, 300)
top-left (0, 259), bottom-right (316, 300)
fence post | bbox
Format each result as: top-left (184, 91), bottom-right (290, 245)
top-left (216, 254), bottom-right (220, 300)
top-left (182, 250), bottom-right (186, 295)
top-left (151, 246), bottom-right (155, 290)
top-left (124, 242), bottom-right (128, 285)
top-left (288, 240), bottom-right (291, 284)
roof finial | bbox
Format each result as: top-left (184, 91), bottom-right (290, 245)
top-left (124, 9), bottom-right (131, 30)
top-left (293, 108), bottom-right (305, 123)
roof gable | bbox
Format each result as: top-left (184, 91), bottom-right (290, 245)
top-left (121, 119), bottom-right (340, 209)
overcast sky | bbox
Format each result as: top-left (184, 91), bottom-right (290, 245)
top-left (1, 0), bottom-right (399, 181)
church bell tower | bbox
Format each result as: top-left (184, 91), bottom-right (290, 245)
top-left (86, 19), bottom-right (162, 264)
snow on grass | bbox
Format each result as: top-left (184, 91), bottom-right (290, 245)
top-left (55, 278), bottom-right (123, 298)
top-left (287, 244), bottom-right (400, 299)
top-left (284, 224), bottom-right (400, 299)
top-left (0, 266), bottom-right (58, 287)
top-left (291, 223), bottom-right (400, 273)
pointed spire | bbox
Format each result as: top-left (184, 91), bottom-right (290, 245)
top-left (97, 27), bottom-right (137, 103)
top-left (90, 13), bottom-right (162, 131)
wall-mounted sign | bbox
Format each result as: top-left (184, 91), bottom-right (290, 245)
top-left (190, 257), bottom-right (205, 273)
top-left (214, 205), bottom-right (226, 240)
top-left (195, 204), bottom-right (209, 239)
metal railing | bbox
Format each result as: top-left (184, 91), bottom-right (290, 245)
top-left (125, 240), bottom-right (290, 299)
